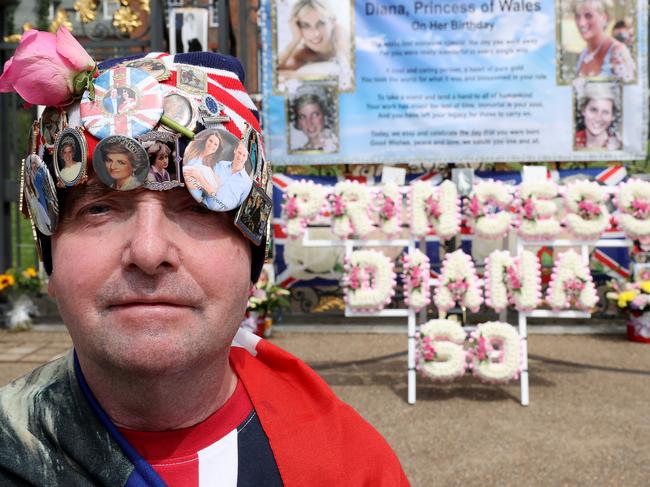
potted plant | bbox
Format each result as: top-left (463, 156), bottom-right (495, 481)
top-left (607, 272), bottom-right (650, 343)
top-left (0, 267), bottom-right (43, 331)
top-left (243, 267), bottom-right (290, 338)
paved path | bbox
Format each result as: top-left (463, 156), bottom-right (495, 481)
top-left (1, 327), bottom-right (649, 486)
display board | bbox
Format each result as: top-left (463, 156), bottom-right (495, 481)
top-left (260, 0), bottom-right (648, 165)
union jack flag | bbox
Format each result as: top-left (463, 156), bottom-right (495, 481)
top-left (80, 66), bottom-right (163, 139)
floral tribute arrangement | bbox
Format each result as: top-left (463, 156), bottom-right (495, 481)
top-left (283, 180), bottom-right (327, 239)
top-left (607, 271), bottom-right (650, 342)
top-left (408, 180), bottom-right (460, 239)
top-left (328, 180), bottom-right (374, 239)
top-left (467, 321), bottom-right (522, 383)
top-left (401, 249), bottom-right (431, 311)
top-left (563, 180), bottom-right (610, 240)
top-left (243, 267), bottom-right (290, 337)
top-left (280, 177), bottom-right (647, 243)
top-left (464, 180), bottom-right (513, 240)
top-left (616, 179), bottom-right (650, 250)
top-left (516, 180), bottom-right (561, 240)
top-left (433, 249), bottom-right (483, 314)
top-left (343, 250), bottom-right (396, 312)
top-left (374, 182), bottom-right (402, 236)
top-left (546, 250), bottom-right (599, 311)
top-left (484, 250), bottom-right (541, 312)
top-left (418, 319), bottom-right (521, 383)
top-left (0, 267), bottom-right (43, 331)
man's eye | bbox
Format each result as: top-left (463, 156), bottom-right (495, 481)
top-left (85, 204), bottom-right (111, 215)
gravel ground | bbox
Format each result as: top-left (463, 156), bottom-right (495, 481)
top-left (1, 329), bottom-right (649, 486)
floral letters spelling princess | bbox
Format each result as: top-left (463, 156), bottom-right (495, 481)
top-left (563, 180), bottom-right (610, 240)
top-left (283, 180), bottom-right (326, 239)
top-left (616, 179), bottom-right (650, 250)
top-left (408, 180), bottom-right (460, 240)
top-left (464, 180), bottom-right (513, 240)
top-left (516, 180), bottom-right (561, 240)
top-left (329, 180), bottom-right (374, 239)
top-left (343, 250), bottom-right (396, 312)
top-left (374, 182), bottom-right (402, 237)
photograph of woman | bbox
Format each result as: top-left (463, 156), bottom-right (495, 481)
top-left (57, 139), bottom-right (82, 183)
top-left (574, 80), bottom-right (622, 150)
top-left (93, 137), bottom-right (149, 191)
top-left (275, 0), bottom-right (354, 91)
top-left (146, 142), bottom-right (172, 183)
top-left (562, 0), bottom-right (635, 82)
top-left (288, 82), bottom-right (339, 153)
top-left (183, 129), bottom-right (253, 212)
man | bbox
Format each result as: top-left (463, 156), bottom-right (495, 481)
top-left (0, 49), bottom-right (409, 486)
top-left (213, 142), bottom-right (253, 209)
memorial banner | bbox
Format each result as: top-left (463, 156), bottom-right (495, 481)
top-left (261, 0), bottom-right (648, 165)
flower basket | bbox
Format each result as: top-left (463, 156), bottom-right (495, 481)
top-left (607, 275), bottom-right (650, 344)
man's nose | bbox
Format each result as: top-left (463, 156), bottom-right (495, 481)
top-left (122, 201), bottom-right (180, 275)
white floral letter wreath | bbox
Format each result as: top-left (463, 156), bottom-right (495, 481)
top-left (343, 250), bottom-right (396, 312)
top-left (464, 180), bottom-right (513, 240)
top-left (563, 180), bottom-right (610, 240)
top-left (402, 249), bottom-right (431, 311)
top-left (484, 250), bottom-right (541, 313)
top-left (408, 180), bottom-right (460, 240)
top-left (329, 180), bottom-right (374, 239)
top-left (434, 249), bottom-right (483, 314)
top-left (517, 180), bottom-right (561, 240)
top-left (468, 321), bottom-right (521, 383)
top-left (418, 319), bottom-right (467, 382)
top-left (283, 180), bottom-right (326, 239)
top-left (374, 182), bottom-right (403, 237)
top-left (616, 179), bottom-right (650, 250)
top-left (546, 249), bottom-right (599, 311)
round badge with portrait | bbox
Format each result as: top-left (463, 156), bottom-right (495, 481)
top-left (92, 135), bottom-right (150, 191)
top-left (182, 128), bottom-right (253, 212)
top-left (53, 128), bottom-right (88, 187)
top-left (159, 85), bottom-right (199, 133)
top-left (22, 154), bottom-right (59, 236)
top-left (80, 66), bottom-right (163, 139)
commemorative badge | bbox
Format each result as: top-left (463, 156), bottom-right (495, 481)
top-left (159, 85), bottom-right (199, 134)
top-left (23, 153), bottom-right (59, 236)
top-left (199, 94), bottom-right (231, 126)
top-left (176, 64), bottom-right (208, 94)
top-left (182, 128), bottom-right (254, 212)
top-left (234, 182), bottom-right (273, 246)
top-left (137, 131), bottom-right (183, 191)
top-left (80, 66), bottom-right (164, 139)
top-left (122, 57), bottom-right (171, 81)
top-left (53, 127), bottom-right (88, 187)
top-left (92, 135), bottom-right (150, 191)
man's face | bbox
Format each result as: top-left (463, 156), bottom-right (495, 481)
top-left (48, 182), bottom-right (252, 376)
top-left (232, 143), bottom-right (248, 172)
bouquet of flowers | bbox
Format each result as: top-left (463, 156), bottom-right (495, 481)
top-left (0, 267), bottom-right (43, 331)
top-left (247, 282), bottom-right (290, 317)
top-left (607, 271), bottom-right (650, 342)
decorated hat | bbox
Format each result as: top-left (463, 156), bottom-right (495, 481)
top-left (1, 28), bottom-right (272, 282)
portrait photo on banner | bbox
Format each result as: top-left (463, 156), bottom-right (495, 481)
top-left (557, 0), bottom-right (637, 84)
top-left (285, 78), bottom-right (339, 154)
top-left (272, 0), bottom-right (355, 93)
top-left (169, 7), bottom-right (209, 55)
top-left (573, 79), bottom-right (623, 151)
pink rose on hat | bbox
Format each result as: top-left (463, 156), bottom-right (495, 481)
top-left (0, 27), bottom-right (96, 106)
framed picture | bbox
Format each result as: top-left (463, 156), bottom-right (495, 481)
top-left (273, 0), bottom-right (355, 93)
top-left (285, 78), bottom-right (339, 154)
top-left (53, 127), bottom-right (88, 187)
top-left (235, 183), bottom-right (273, 245)
top-left (169, 7), bottom-right (209, 55)
top-left (137, 131), bottom-right (182, 191)
top-left (573, 79), bottom-right (622, 151)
